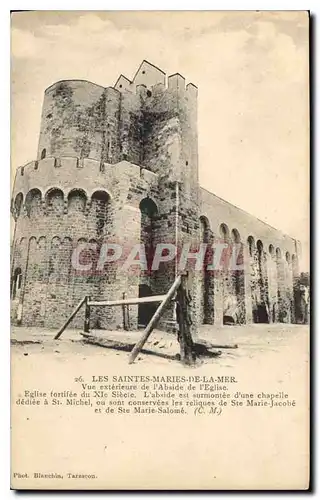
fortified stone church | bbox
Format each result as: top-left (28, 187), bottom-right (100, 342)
top-left (11, 61), bottom-right (301, 331)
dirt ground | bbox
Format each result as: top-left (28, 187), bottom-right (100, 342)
top-left (11, 322), bottom-right (309, 370)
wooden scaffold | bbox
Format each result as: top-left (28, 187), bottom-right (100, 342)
top-left (54, 272), bottom-right (237, 365)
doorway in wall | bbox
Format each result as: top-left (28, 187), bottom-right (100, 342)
top-left (138, 284), bottom-right (157, 327)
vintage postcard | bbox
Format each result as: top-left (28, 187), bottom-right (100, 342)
top-left (10, 11), bottom-right (310, 490)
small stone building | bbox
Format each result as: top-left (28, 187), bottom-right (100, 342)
top-left (11, 61), bottom-right (301, 331)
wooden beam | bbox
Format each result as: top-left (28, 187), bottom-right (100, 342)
top-left (122, 292), bottom-right (130, 331)
top-left (176, 273), bottom-right (195, 365)
top-left (84, 296), bottom-right (91, 334)
top-left (197, 340), bottom-right (238, 349)
top-left (54, 297), bottom-right (86, 339)
top-left (128, 275), bottom-right (182, 364)
top-left (88, 295), bottom-right (167, 307)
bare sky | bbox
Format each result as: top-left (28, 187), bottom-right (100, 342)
top-left (11, 11), bottom-right (309, 269)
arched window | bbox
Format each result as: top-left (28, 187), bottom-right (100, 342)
top-left (247, 236), bottom-right (255, 257)
top-left (11, 268), bottom-right (22, 300)
top-left (275, 248), bottom-right (285, 321)
top-left (199, 216), bottom-right (210, 243)
top-left (13, 192), bottom-right (23, 218)
top-left (48, 237), bottom-right (62, 281)
top-left (91, 190), bottom-right (110, 237)
top-left (68, 189), bottom-right (87, 212)
top-left (41, 148), bottom-right (46, 160)
top-left (231, 228), bottom-right (241, 244)
top-left (139, 198), bottom-right (158, 218)
top-left (25, 189), bottom-right (42, 217)
top-left (219, 223), bottom-right (230, 242)
top-left (252, 239), bottom-right (269, 323)
top-left (269, 244), bottom-right (275, 257)
top-left (230, 229), bottom-right (245, 324)
top-left (139, 198), bottom-right (158, 272)
top-left (257, 240), bottom-right (264, 277)
top-left (257, 239), bottom-right (263, 254)
top-left (45, 188), bottom-right (64, 216)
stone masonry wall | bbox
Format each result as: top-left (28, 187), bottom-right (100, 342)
top-left (11, 158), bottom-right (159, 329)
top-left (199, 188), bottom-right (300, 326)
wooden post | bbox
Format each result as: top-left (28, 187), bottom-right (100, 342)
top-left (126, 303), bottom-right (130, 330)
top-left (176, 273), bottom-right (195, 365)
top-left (54, 297), bottom-right (86, 339)
top-left (84, 296), bottom-right (91, 334)
top-left (128, 275), bottom-right (182, 364)
top-left (122, 292), bottom-right (129, 331)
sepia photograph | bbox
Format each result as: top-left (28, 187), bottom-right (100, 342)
top-left (10, 10), bottom-right (310, 490)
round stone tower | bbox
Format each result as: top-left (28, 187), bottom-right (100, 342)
top-left (11, 61), bottom-right (200, 330)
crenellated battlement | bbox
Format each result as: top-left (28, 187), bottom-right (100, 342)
top-left (12, 156), bottom-right (159, 214)
top-left (113, 60), bottom-right (197, 100)
top-left (43, 62), bottom-right (198, 101)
